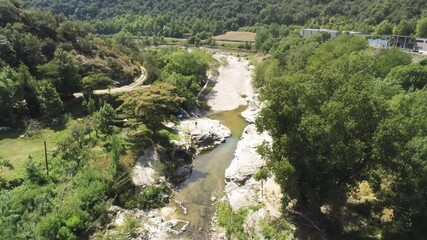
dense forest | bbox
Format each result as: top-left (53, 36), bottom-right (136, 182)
top-left (0, 1), bottom-right (213, 239)
top-left (0, 0), bottom-right (143, 126)
top-left (253, 31), bottom-right (427, 238)
top-left (22, 0), bottom-right (427, 36)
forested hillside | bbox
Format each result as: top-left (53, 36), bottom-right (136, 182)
top-left (0, 0), bottom-right (140, 126)
top-left (0, 1), bottom-right (216, 239)
top-left (23, 0), bottom-right (427, 36)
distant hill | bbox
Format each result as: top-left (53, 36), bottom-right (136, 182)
top-left (22, 0), bottom-right (427, 36)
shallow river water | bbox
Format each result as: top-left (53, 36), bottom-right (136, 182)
top-left (169, 106), bottom-right (248, 239)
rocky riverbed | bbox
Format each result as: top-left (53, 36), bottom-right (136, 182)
top-left (175, 118), bottom-right (232, 152)
top-left (97, 53), bottom-right (278, 240)
top-left (211, 96), bottom-right (283, 239)
top-left (100, 117), bottom-right (233, 240)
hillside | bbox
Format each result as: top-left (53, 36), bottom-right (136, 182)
top-left (22, 0), bottom-right (427, 36)
top-left (0, 0), bottom-right (140, 125)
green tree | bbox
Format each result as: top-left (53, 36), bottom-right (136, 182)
top-left (35, 213), bottom-right (63, 240)
top-left (58, 20), bottom-right (89, 43)
top-left (374, 90), bottom-right (427, 238)
top-left (393, 20), bottom-right (416, 35)
top-left (112, 30), bottom-right (137, 50)
top-left (119, 83), bottom-right (184, 132)
top-left (38, 48), bottom-right (81, 96)
top-left (256, 37), bottom-right (389, 221)
top-left (95, 103), bottom-right (115, 134)
top-left (416, 17), bottom-right (427, 37)
top-left (163, 72), bottom-right (200, 108)
top-left (374, 48), bottom-right (412, 78)
top-left (255, 27), bottom-right (275, 53)
top-left (83, 97), bottom-right (96, 114)
top-left (70, 120), bottom-right (92, 148)
top-left (0, 66), bottom-right (20, 124)
top-left (109, 135), bottom-right (123, 176)
top-left (141, 50), bottom-right (161, 84)
top-left (25, 156), bottom-right (46, 184)
top-left (37, 80), bottom-right (63, 120)
top-left (375, 20), bottom-right (393, 35)
top-left (16, 64), bottom-right (39, 117)
top-left (82, 73), bottom-right (113, 96)
top-left (385, 64), bottom-right (427, 90)
top-left (162, 50), bottom-right (209, 85)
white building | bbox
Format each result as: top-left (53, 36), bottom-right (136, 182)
top-left (416, 38), bottom-right (427, 51)
top-left (300, 29), bottom-right (361, 39)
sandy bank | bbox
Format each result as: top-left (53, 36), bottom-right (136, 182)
top-left (206, 54), bottom-right (253, 112)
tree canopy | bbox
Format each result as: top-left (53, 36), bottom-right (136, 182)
top-left (0, 0), bottom-right (140, 125)
top-left (22, 0), bottom-right (427, 36)
top-left (118, 83), bottom-right (184, 132)
top-left (255, 34), bottom-right (427, 238)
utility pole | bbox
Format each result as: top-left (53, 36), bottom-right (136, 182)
top-left (44, 140), bottom-right (49, 175)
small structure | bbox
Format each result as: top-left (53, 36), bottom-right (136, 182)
top-left (367, 35), bottom-right (417, 50)
top-left (300, 28), bottom-right (361, 39)
top-left (300, 28), bottom-right (339, 38)
top-left (182, 33), bottom-right (193, 39)
top-left (368, 38), bottom-right (390, 48)
top-left (416, 38), bottom-right (427, 51)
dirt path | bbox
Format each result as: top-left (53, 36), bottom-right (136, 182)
top-left (206, 53), bottom-right (254, 112)
top-left (73, 67), bottom-right (147, 98)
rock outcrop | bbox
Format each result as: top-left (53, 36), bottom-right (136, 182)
top-left (215, 95), bottom-right (283, 239)
top-left (240, 94), bottom-right (262, 124)
top-left (103, 205), bottom-right (189, 240)
top-left (176, 118), bottom-right (231, 151)
top-left (225, 125), bottom-right (271, 186)
top-left (224, 124), bottom-right (282, 217)
top-left (132, 146), bottom-right (162, 187)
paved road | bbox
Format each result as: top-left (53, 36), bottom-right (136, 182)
top-left (73, 67), bottom-right (147, 98)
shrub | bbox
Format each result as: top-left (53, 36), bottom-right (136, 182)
top-left (217, 201), bottom-right (249, 240)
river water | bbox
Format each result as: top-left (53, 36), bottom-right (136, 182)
top-left (168, 106), bottom-right (248, 239)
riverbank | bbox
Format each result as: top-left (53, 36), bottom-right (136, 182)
top-left (99, 51), bottom-right (253, 239)
top-left (206, 54), bottom-right (253, 112)
top-left (211, 97), bottom-right (284, 239)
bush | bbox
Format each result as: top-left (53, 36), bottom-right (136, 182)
top-left (118, 184), bottom-right (171, 209)
top-left (35, 213), bottom-right (62, 240)
top-left (217, 201), bottom-right (249, 240)
top-left (25, 156), bottom-right (47, 184)
top-left (254, 167), bottom-right (269, 181)
top-left (260, 218), bottom-right (294, 239)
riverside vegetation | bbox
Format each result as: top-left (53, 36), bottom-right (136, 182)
top-left (215, 32), bottom-right (427, 240)
top-left (1, 0), bottom-right (427, 239)
top-left (251, 33), bottom-right (427, 239)
top-left (0, 1), bottom-right (214, 239)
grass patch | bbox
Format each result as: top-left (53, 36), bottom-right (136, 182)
top-left (0, 121), bottom-right (76, 180)
top-left (211, 69), bottom-right (220, 77)
top-left (217, 201), bottom-right (255, 240)
top-left (219, 56), bottom-right (228, 67)
top-left (254, 167), bottom-right (269, 181)
top-left (240, 93), bottom-right (248, 99)
top-left (117, 184), bottom-right (171, 209)
top-left (157, 128), bottom-right (180, 142)
top-left (260, 218), bottom-right (294, 239)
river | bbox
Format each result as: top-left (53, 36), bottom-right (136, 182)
top-left (168, 106), bottom-right (248, 239)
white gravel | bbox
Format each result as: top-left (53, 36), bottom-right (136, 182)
top-left (207, 54), bottom-right (254, 112)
